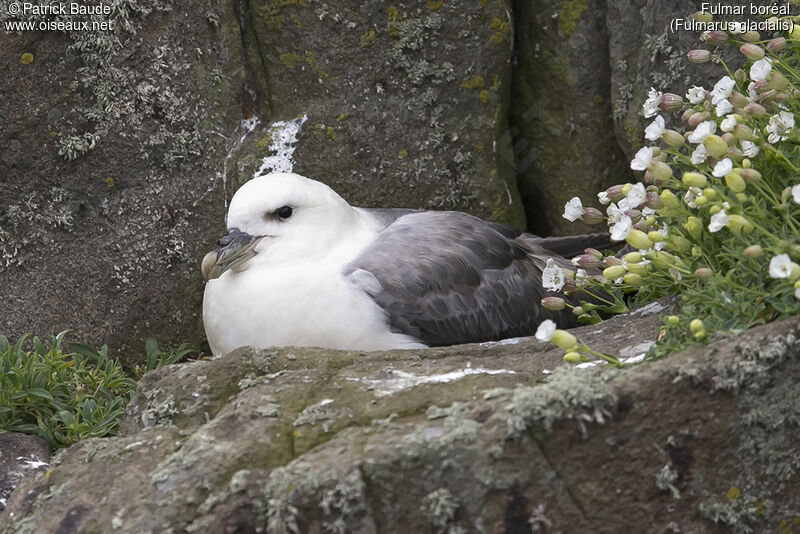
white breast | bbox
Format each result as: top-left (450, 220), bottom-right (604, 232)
top-left (202, 258), bottom-right (426, 356)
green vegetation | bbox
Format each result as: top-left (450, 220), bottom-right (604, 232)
top-left (539, 19), bottom-right (800, 364)
top-left (0, 332), bottom-right (193, 449)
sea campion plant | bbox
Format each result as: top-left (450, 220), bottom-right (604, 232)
top-left (538, 16), bottom-right (800, 364)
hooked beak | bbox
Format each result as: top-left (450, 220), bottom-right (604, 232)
top-left (201, 228), bottom-right (265, 282)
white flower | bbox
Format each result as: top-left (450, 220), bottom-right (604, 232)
top-left (769, 254), bottom-right (793, 279)
top-left (542, 258), bottom-right (565, 291)
top-left (750, 58), bottom-right (773, 82)
top-left (688, 120), bottom-right (717, 144)
top-left (683, 187), bottom-right (702, 209)
top-left (741, 140), bottom-right (759, 157)
top-left (712, 158), bottom-right (733, 178)
top-left (708, 209), bottom-right (729, 232)
top-left (643, 87), bottom-right (662, 118)
top-left (691, 143), bottom-right (708, 164)
top-left (597, 191), bottom-right (610, 205)
top-left (607, 203), bottom-right (633, 241)
top-left (645, 115), bottom-right (665, 141)
top-left (747, 82), bottom-right (758, 102)
top-left (562, 197), bottom-right (583, 222)
top-left (715, 99), bottom-right (733, 117)
top-left (792, 184), bottom-right (800, 205)
top-left (686, 86), bottom-right (706, 104)
top-left (642, 206), bottom-right (656, 218)
top-left (710, 76), bottom-right (735, 105)
top-left (626, 182), bottom-right (646, 208)
top-left (767, 111), bottom-right (795, 143)
top-left (630, 146), bottom-right (653, 171)
top-left (720, 115), bottom-right (738, 132)
top-left (535, 319), bottom-right (557, 342)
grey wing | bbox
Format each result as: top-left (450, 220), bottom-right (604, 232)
top-left (344, 211), bottom-right (577, 346)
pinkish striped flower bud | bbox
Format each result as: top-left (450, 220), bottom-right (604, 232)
top-left (541, 297), bottom-right (566, 311)
top-left (733, 69), bottom-right (747, 83)
top-left (603, 184), bottom-right (625, 202)
top-left (768, 71), bottom-right (789, 90)
top-left (602, 256), bottom-right (622, 268)
top-left (743, 245), bottom-right (763, 258)
top-left (767, 37), bottom-right (787, 53)
top-left (579, 207), bottom-right (604, 225)
top-left (572, 254), bottom-right (602, 269)
top-left (722, 132), bottom-right (737, 146)
top-left (658, 93), bottom-right (684, 113)
top-left (694, 267), bottom-right (713, 279)
top-left (687, 111), bottom-right (709, 128)
top-left (739, 168), bottom-right (761, 182)
top-left (625, 209), bottom-right (643, 223)
top-left (702, 30), bottom-right (728, 46)
top-left (744, 102), bottom-right (766, 116)
top-left (645, 191), bottom-right (664, 209)
top-left (776, 92), bottom-right (791, 103)
top-left (740, 44), bottom-right (765, 60)
top-left (584, 248), bottom-right (603, 260)
top-left (728, 91), bottom-right (748, 108)
top-left (687, 49), bottom-right (711, 63)
top-left (681, 109), bottom-right (695, 123)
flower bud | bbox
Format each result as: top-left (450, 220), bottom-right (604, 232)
top-left (687, 49), bottom-right (712, 63)
top-left (733, 124), bottom-right (754, 140)
top-left (647, 230), bottom-right (665, 242)
top-left (743, 244), bottom-right (763, 258)
top-left (689, 318), bottom-right (704, 333)
top-left (660, 189), bottom-right (678, 207)
top-left (584, 248), bottom-right (602, 260)
top-left (702, 188), bottom-right (718, 200)
top-left (604, 184), bottom-right (625, 202)
top-left (625, 209), bottom-right (642, 223)
top-left (648, 160), bottom-right (673, 181)
top-left (682, 172), bottom-right (707, 188)
top-left (740, 44), bottom-right (765, 60)
top-left (768, 71), bottom-right (790, 91)
top-left (744, 102), bottom-right (767, 116)
top-left (740, 30), bottom-right (760, 43)
top-left (742, 158), bottom-right (751, 168)
top-left (661, 129), bottom-right (685, 148)
top-left (692, 11), bottom-right (713, 23)
top-left (644, 191), bottom-right (665, 209)
top-left (623, 273), bottom-right (642, 285)
top-left (626, 229), bottom-right (653, 250)
top-left (572, 254), bottom-right (602, 269)
top-left (626, 262), bottom-right (649, 275)
top-left (688, 111), bottom-right (710, 128)
top-left (721, 132), bottom-right (737, 146)
top-left (667, 235), bottom-right (692, 252)
top-left (733, 68), bottom-right (747, 83)
top-left (658, 93), bottom-right (684, 113)
top-left (702, 30), bottom-right (728, 46)
top-left (740, 168), bottom-right (761, 182)
top-left (728, 91), bottom-right (748, 108)
top-left (681, 109), bottom-right (695, 123)
top-left (603, 256), bottom-right (622, 267)
top-left (667, 315), bottom-right (680, 325)
top-left (541, 297), bottom-right (566, 311)
top-left (603, 265), bottom-right (627, 280)
top-left (767, 37), bottom-right (787, 53)
top-left (694, 195), bottom-right (708, 206)
top-left (704, 135), bottom-right (729, 158)
top-left (632, 219), bottom-right (648, 231)
top-left (694, 267), bottom-right (713, 279)
top-left (725, 172), bottom-right (746, 193)
top-left (727, 214), bottom-right (752, 234)
top-left (563, 352), bottom-right (582, 364)
top-left (624, 251), bottom-right (643, 263)
top-left (650, 251), bottom-right (675, 269)
top-left (552, 330), bottom-right (578, 349)
top-left (579, 207), bottom-right (604, 225)
top-left (685, 216), bottom-right (702, 239)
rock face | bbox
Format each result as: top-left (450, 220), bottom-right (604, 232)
top-left (3, 305), bottom-right (799, 533)
top-left (0, 434), bottom-right (50, 512)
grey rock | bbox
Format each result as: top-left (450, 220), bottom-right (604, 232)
top-left (3, 301), bottom-right (799, 533)
top-left (0, 433), bottom-right (50, 512)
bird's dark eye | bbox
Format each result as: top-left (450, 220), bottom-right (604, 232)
top-left (275, 206), bottom-right (293, 220)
